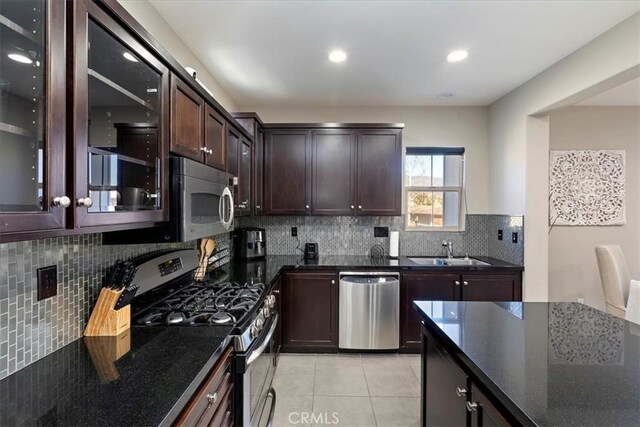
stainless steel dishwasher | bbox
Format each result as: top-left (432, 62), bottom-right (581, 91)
top-left (339, 271), bottom-right (400, 350)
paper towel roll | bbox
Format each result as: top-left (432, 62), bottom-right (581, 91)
top-left (389, 231), bottom-right (399, 258)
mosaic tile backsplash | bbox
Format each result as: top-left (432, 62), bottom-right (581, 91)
top-left (236, 214), bottom-right (524, 265)
top-left (0, 232), bottom-right (229, 380)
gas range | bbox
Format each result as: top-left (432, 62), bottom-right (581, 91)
top-left (127, 249), bottom-right (273, 352)
top-left (124, 248), bottom-right (278, 427)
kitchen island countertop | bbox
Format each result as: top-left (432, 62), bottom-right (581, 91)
top-left (414, 301), bottom-right (640, 426)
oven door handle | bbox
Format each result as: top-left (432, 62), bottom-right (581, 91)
top-left (247, 313), bottom-right (278, 367)
top-left (265, 388), bottom-right (276, 427)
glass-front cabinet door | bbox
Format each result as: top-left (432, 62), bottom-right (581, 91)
top-left (0, 0), bottom-right (66, 237)
top-left (70, 0), bottom-right (169, 227)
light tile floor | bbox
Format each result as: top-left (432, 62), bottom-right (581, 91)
top-left (272, 353), bottom-right (421, 427)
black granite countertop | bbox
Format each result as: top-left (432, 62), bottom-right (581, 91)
top-left (414, 301), bottom-right (640, 426)
top-left (0, 326), bottom-right (232, 427)
top-left (229, 254), bottom-right (523, 289)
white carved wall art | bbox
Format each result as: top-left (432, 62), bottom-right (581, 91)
top-left (549, 150), bottom-right (625, 226)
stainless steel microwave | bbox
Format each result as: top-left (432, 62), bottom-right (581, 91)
top-left (104, 157), bottom-right (234, 244)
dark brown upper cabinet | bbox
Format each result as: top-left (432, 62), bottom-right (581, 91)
top-left (170, 75), bottom-right (204, 161)
top-left (311, 129), bottom-right (357, 215)
top-left (204, 104), bottom-right (226, 171)
top-left (170, 75), bottom-right (227, 171)
top-left (356, 129), bottom-right (402, 216)
top-left (0, 0), bottom-right (67, 238)
top-left (232, 112), bottom-right (264, 216)
top-left (237, 135), bottom-right (252, 216)
top-left (263, 124), bottom-right (402, 216)
top-left (264, 129), bottom-right (311, 215)
top-left (68, 0), bottom-right (170, 228)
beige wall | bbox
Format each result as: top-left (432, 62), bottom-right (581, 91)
top-left (548, 107), bottom-right (640, 310)
top-left (118, 0), bottom-right (237, 112)
top-left (489, 13), bottom-right (640, 302)
top-left (243, 106), bottom-right (491, 214)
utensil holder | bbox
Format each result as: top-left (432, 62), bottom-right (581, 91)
top-left (84, 288), bottom-right (131, 337)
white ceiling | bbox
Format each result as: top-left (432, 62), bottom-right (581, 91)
top-left (149, 0), bottom-right (640, 108)
top-left (577, 77), bottom-right (640, 106)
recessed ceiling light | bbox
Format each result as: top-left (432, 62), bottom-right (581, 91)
top-left (446, 50), bottom-right (468, 63)
top-left (328, 50), bottom-right (347, 63)
top-left (123, 52), bottom-right (138, 62)
top-left (437, 92), bottom-right (454, 99)
top-left (8, 53), bottom-right (32, 64)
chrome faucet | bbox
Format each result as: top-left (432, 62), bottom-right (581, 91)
top-left (442, 240), bottom-right (454, 259)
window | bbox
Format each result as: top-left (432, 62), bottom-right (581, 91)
top-left (405, 147), bottom-right (465, 230)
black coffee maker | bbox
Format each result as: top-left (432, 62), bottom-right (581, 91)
top-left (304, 243), bottom-right (319, 260)
top-left (233, 228), bottom-right (266, 259)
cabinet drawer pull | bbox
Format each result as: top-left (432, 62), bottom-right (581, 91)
top-left (350, 205), bottom-right (355, 209)
top-left (305, 205), bottom-right (310, 209)
top-left (466, 401), bottom-right (478, 412)
top-left (273, 289), bottom-right (280, 294)
top-left (455, 387), bottom-right (467, 397)
top-left (200, 147), bottom-right (207, 152)
top-left (455, 281), bottom-right (460, 286)
top-left (463, 281), bottom-right (469, 286)
top-left (206, 392), bottom-right (218, 404)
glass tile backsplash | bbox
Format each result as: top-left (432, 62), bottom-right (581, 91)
top-left (0, 233), bottom-right (228, 380)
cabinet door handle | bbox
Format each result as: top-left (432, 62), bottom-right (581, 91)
top-left (455, 387), bottom-right (467, 397)
top-left (273, 289), bottom-right (280, 294)
top-left (52, 196), bottom-right (71, 208)
top-left (350, 205), bottom-right (354, 209)
top-left (208, 148), bottom-right (213, 154)
top-left (455, 281), bottom-right (460, 286)
top-left (358, 205), bottom-right (362, 209)
top-left (466, 401), bottom-right (478, 412)
top-left (331, 280), bottom-right (335, 285)
top-left (305, 205), bottom-right (310, 209)
top-left (256, 205), bottom-right (261, 209)
top-left (463, 281), bottom-right (469, 286)
top-left (77, 197), bottom-right (93, 208)
top-left (200, 147), bottom-right (207, 152)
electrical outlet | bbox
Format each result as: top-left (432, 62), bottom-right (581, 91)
top-left (374, 226), bottom-right (389, 237)
top-left (37, 265), bottom-right (57, 301)
top-left (511, 232), bottom-right (518, 244)
top-left (498, 230), bottom-right (503, 240)
top-left (291, 226), bottom-right (297, 237)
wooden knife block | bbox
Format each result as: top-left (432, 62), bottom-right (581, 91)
top-left (84, 288), bottom-right (131, 337)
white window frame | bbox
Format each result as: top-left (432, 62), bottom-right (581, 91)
top-left (404, 150), bottom-right (466, 232)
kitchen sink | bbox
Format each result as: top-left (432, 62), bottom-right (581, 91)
top-left (409, 257), bottom-right (491, 267)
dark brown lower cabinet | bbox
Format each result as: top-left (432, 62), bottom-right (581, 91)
top-left (281, 271), bottom-right (338, 352)
top-left (461, 273), bottom-right (522, 302)
top-left (401, 271), bottom-right (522, 351)
top-left (272, 276), bottom-right (283, 363)
top-left (401, 272), bottom-right (460, 350)
top-left (176, 345), bottom-right (234, 427)
top-left (424, 334), bottom-right (469, 427)
top-left (423, 330), bottom-right (511, 427)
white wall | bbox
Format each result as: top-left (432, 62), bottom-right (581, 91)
top-left (488, 12), bottom-right (640, 301)
top-left (118, 0), bottom-right (237, 112)
top-left (242, 106), bottom-right (491, 214)
top-left (548, 107), bottom-right (640, 310)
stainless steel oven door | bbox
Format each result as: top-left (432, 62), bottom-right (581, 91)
top-left (181, 175), bottom-right (234, 241)
top-left (242, 313), bottom-right (278, 427)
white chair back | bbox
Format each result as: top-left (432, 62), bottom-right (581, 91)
top-left (625, 280), bottom-right (640, 325)
top-left (595, 245), bottom-right (630, 318)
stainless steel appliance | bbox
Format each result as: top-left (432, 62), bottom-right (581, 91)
top-left (104, 157), bottom-right (234, 243)
top-left (127, 249), bottom-right (278, 427)
top-left (234, 228), bottom-right (266, 259)
top-left (338, 271), bottom-right (400, 350)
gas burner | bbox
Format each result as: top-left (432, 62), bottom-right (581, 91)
top-left (135, 279), bottom-right (265, 327)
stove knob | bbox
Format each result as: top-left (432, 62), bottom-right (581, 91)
top-left (255, 318), bottom-right (264, 330)
top-left (261, 307), bottom-right (271, 318)
top-left (250, 326), bottom-right (260, 339)
top-left (267, 295), bottom-right (276, 309)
